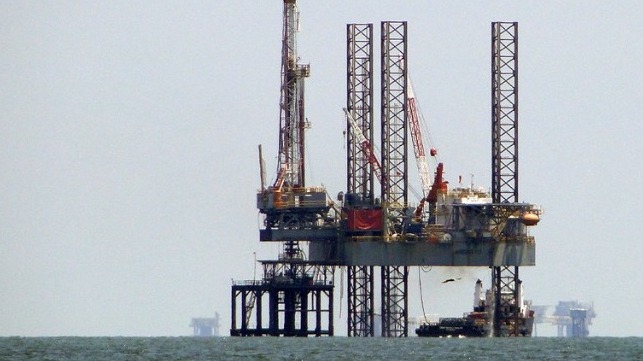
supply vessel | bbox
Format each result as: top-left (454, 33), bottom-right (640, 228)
top-left (416, 279), bottom-right (535, 337)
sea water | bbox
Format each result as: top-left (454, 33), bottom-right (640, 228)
top-left (1, 336), bottom-right (641, 361)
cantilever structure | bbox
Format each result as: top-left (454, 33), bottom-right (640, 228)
top-left (230, 0), bottom-right (335, 337)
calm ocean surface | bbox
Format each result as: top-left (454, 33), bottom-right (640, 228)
top-left (1, 337), bottom-right (641, 361)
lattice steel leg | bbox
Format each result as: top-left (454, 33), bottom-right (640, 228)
top-left (347, 265), bottom-right (375, 336)
top-left (381, 265), bottom-right (408, 337)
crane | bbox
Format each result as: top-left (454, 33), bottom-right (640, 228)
top-left (408, 79), bottom-right (441, 220)
top-left (343, 108), bottom-right (384, 185)
top-left (407, 81), bottom-right (433, 197)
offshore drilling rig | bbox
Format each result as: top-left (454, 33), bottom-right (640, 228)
top-left (231, 0), bottom-right (541, 337)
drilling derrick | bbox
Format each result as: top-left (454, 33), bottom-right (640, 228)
top-left (278, 0), bottom-right (306, 194)
top-left (258, 0), bottom-right (316, 259)
top-left (231, 0), bottom-right (336, 337)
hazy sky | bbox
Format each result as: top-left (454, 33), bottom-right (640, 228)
top-left (1, 1), bottom-right (641, 337)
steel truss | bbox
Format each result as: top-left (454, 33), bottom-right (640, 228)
top-left (381, 21), bottom-right (408, 220)
top-left (381, 21), bottom-right (409, 337)
top-left (491, 21), bottom-right (522, 337)
top-left (346, 23), bottom-right (376, 337)
top-left (347, 266), bottom-right (375, 336)
top-left (492, 21), bottom-right (519, 203)
top-left (347, 23), bottom-right (375, 200)
top-left (492, 265), bottom-right (522, 336)
top-left (381, 265), bottom-right (409, 337)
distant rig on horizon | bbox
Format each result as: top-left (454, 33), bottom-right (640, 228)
top-left (532, 301), bottom-right (597, 337)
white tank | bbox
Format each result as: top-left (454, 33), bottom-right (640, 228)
top-left (473, 279), bottom-right (483, 308)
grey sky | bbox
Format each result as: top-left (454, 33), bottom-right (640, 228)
top-left (1, 1), bottom-right (641, 337)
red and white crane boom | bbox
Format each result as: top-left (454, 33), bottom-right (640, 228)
top-left (343, 108), bottom-right (384, 185)
top-left (407, 81), bottom-right (433, 197)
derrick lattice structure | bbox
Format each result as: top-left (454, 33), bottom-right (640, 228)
top-left (272, 0), bottom-right (305, 262)
top-left (346, 23), bottom-right (376, 337)
top-left (491, 21), bottom-right (522, 337)
top-left (275, 0), bottom-right (312, 259)
top-left (278, 0), bottom-right (308, 191)
top-left (380, 21), bottom-right (409, 337)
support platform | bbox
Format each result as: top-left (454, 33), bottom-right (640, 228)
top-left (231, 261), bottom-right (335, 337)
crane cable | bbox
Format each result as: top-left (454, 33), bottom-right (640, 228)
top-left (339, 267), bottom-right (344, 318)
top-left (418, 265), bottom-right (432, 324)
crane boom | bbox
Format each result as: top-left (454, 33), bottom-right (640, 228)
top-left (343, 108), bottom-right (383, 185)
top-left (407, 81), bottom-right (432, 197)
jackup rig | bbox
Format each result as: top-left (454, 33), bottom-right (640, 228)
top-left (230, 2), bottom-right (541, 338)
